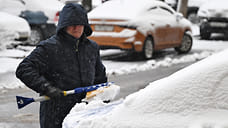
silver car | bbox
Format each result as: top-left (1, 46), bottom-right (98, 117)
top-left (0, 11), bottom-right (30, 41)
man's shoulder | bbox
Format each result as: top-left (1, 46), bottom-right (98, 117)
top-left (35, 35), bottom-right (61, 53)
top-left (38, 35), bottom-right (58, 46)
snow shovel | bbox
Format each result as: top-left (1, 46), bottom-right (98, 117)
top-left (16, 82), bottom-right (113, 109)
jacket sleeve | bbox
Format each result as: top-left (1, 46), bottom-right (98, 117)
top-left (94, 49), bottom-right (107, 84)
top-left (16, 44), bottom-right (50, 93)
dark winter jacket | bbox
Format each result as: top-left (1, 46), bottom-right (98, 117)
top-left (16, 3), bottom-right (107, 128)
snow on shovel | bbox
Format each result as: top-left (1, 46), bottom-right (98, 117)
top-left (16, 82), bottom-right (114, 109)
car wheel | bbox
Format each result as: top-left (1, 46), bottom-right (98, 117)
top-left (28, 26), bottom-right (43, 45)
top-left (175, 33), bottom-right (192, 54)
top-left (142, 37), bottom-right (154, 59)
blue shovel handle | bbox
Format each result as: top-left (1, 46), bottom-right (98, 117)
top-left (16, 82), bottom-right (113, 109)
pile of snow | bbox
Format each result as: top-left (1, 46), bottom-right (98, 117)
top-left (0, 47), bottom-right (34, 73)
top-left (63, 49), bottom-right (228, 128)
top-left (0, 46), bottom-right (34, 89)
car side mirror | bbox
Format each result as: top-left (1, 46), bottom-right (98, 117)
top-left (176, 12), bottom-right (183, 22)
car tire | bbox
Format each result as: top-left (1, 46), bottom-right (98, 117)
top-left (28, 26), bottom-right (44, 45)
top-left (175, 33), bottom-right (192, 54)
top-left (142, 37), bottom-right (154, 59)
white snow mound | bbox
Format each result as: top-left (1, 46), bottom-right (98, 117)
top-left (63, 49), bottom-right (228, 128)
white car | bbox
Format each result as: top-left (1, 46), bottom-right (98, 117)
top-left (0, 12), bottom-right (30, 41)
top-left (63, 48), bottom-right (228, 128)
top-left (0, 0), bottom-right (64, 44)
top-left (0, 0), bottom-right (64, 24)
top-left (197, 0), bottom-right (228, 39)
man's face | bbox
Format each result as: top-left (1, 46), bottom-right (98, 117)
top-left (66, 25), bottom-right (84, 39)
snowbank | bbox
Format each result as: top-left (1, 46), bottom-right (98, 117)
top-left (63, 49), bottom-right (228, 128)
top-left (0, 44), bottom-right (214, 89)
top-left (105, 50), bottom-right (213, 76)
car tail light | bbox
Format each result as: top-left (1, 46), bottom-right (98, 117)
top-left (54, 11), bottom-right (60, 25)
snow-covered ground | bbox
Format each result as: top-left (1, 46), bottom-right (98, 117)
top-left (63, 44), bottom-right (228, 128)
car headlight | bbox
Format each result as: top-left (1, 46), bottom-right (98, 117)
top-left (199, 17), bottom-right (208, 25)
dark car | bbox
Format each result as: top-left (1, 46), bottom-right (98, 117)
top-left (19, 10), bottom-right (56, 45)
top-left (164, 0), bottom-right (209, 24)
top-left (0, 0), bottom-right (63, 45)
top-left (197, 0), bottom-right (228, 39)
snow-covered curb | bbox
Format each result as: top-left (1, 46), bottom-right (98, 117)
top-left (105, 51), bottom-right (213, 76)
top-left (0, 49), bottom-right (217, 90)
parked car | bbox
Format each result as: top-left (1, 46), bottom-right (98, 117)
top-left (63, 48), bottom-right (228, 128)
top-left (22, 0), bottom-right (64, 24)
top-left (88, 0), bottom-right (193, 59)
top-left (0, 11), bottom-right (30, 41)
top-left (197, 0), bottom-right (228, 39)
top-left (19, 10), bottom-right (55, 45)
top-left (165, 0), bottom-right (209, 24)
top-left (0, 0), bottom-right (64, 45)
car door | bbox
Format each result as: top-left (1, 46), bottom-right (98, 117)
top-left (154, 6), bottom-right (181, 49)
top-left (145, 6), bottom-right (168, 48)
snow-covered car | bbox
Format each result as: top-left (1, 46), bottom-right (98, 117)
top-left (22, 0), bottom-right (64, 24)
top-left (63, 48), bottom-right (228, 128)
top-left (165, 0), bottom-right (210, 24)
top-left (197, 0), bottom-right (228, 39)
top-left (0, 0), bottom-right (64, 45)
top-left (0, 12), bottom-right (30, 41)
top-left (88, 0), bottom-right (193, 59)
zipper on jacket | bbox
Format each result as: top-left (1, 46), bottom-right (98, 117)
top-left (75, 40), bottom-right (79, 52)
top-left (75, 39), bottom-right (82, 84)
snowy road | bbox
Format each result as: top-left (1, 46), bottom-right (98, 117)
top-left (0, 87), bottom-right (39, 128)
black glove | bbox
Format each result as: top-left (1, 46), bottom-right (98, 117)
top-left (41, 83), bottom-right (63, 99)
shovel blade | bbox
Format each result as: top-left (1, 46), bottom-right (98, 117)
top-left (16, 96), bottom-right (35, 109)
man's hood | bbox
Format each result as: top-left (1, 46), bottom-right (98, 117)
top-left (56, 3), bottom-right (92, 37)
